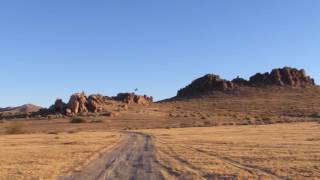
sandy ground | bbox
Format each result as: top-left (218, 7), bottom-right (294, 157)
top-left (0, 131), bottom-right (121, 180)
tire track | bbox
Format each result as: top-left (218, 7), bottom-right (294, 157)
top-left (59, 132), bottom-right (166, 180)
top-left (156, 139), bottom-right (287, 180)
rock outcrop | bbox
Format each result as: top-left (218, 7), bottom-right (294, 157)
top-left (249, 67), bottom-right (315, 87)
top-left (177, 67), bottom-right (316, 98)
top-left (67, 92), bottom-right (88, 114)
top-left (232, 77), bottom-right (250, 86)
top-left (177, 74), bottom-right (235, 97)
top-left (87, 94), bottom-right (106, 112)
top-left (113, 93), bottom-right (153, 105)
top-left (45, 92), bottom-right (153, 116)
top-left (50, 99), bottom-right (67, 114)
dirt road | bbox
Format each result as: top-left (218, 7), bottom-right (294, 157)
top-left (60, 132), bottom-right (164, 180)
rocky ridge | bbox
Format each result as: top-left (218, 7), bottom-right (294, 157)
top-left (177, 67), bottom-right (316, 97)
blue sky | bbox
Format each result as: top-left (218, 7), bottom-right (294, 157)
top-left (0, 0), bottom-right (319, 107)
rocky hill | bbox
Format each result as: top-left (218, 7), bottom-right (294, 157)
top-left (0, 104), bottom-right (42, 119)
top-left (152, 67), bottom-right (320, 127)
top-left (177, 67), bottom-right (316, 98)
top-left (0, 104), bottom-right (42, 113)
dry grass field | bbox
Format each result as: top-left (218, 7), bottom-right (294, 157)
top-left (143, 122), bottom-right (320, 179)
top-left (0, 131), bottom-right (121, 180)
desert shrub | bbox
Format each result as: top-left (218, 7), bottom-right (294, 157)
top-left (90, 119), bottom-right (104, 123)
top-left (261, 116), bottom-right (272, 121)
top-left (47, 115), bottom-right (56, 120)
top-left (179, 123), bottom-right (189, 128)
top-left (70, 117), bottom-right (86, 123)
top-left (101, 112), bottom-right (112, 117)
top-left (210, 122), bottom-right (218, 126)
top-left (79, 112), bottom-right (89, 116)
top-left (47, 131), bottom-right (59, 135)
top-left (222, 122), bottom-right (234, 126)
top-left (246, 120), bottom-right (253, 125)
top-left (235, 121), bottom-right (249, 126)
top-left (4, 122), bottom-right (24, 134)
top-left (310, 113), bottom-right (320, 118)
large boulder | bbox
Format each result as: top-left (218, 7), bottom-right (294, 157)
top-left (134, 95), bottom-right (153, 105)
top-left (67, 92), bottom-right (88, 114)
top-left (87, 94), bottom-right (106, 112)
top-left (113, 93), bottom-right (135, 104)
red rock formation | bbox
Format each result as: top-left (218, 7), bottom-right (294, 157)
top-left (67, 92), bottom-right (88, 114)
top-left (232, 77), bottom-right (250, 86)
top-left (176, 67), bottom-right (316, 98)
top-left (177, 74), bottom-right (236, 97)
top-left (249, 67), bottom-right (315, 87)
top-left (46, 91), bottom-right (153, 116)
top-left (87, 94), bottom-right (106, 112)
top-left (113, 93), bottom-right (153, 105)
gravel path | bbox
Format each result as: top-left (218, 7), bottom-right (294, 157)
top-left (60, 132), bottom-right (164, 180)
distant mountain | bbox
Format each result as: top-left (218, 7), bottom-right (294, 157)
top-left (0, 104), bottom-right (42, 117)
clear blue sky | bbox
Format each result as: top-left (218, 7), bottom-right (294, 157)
top-left (0, 0), bottom-right (319, 107)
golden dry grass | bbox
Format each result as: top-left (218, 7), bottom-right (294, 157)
top-left (0, 131), bottom-right (121, 180)
top-left (143, 122), bottom-right (320, 179)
